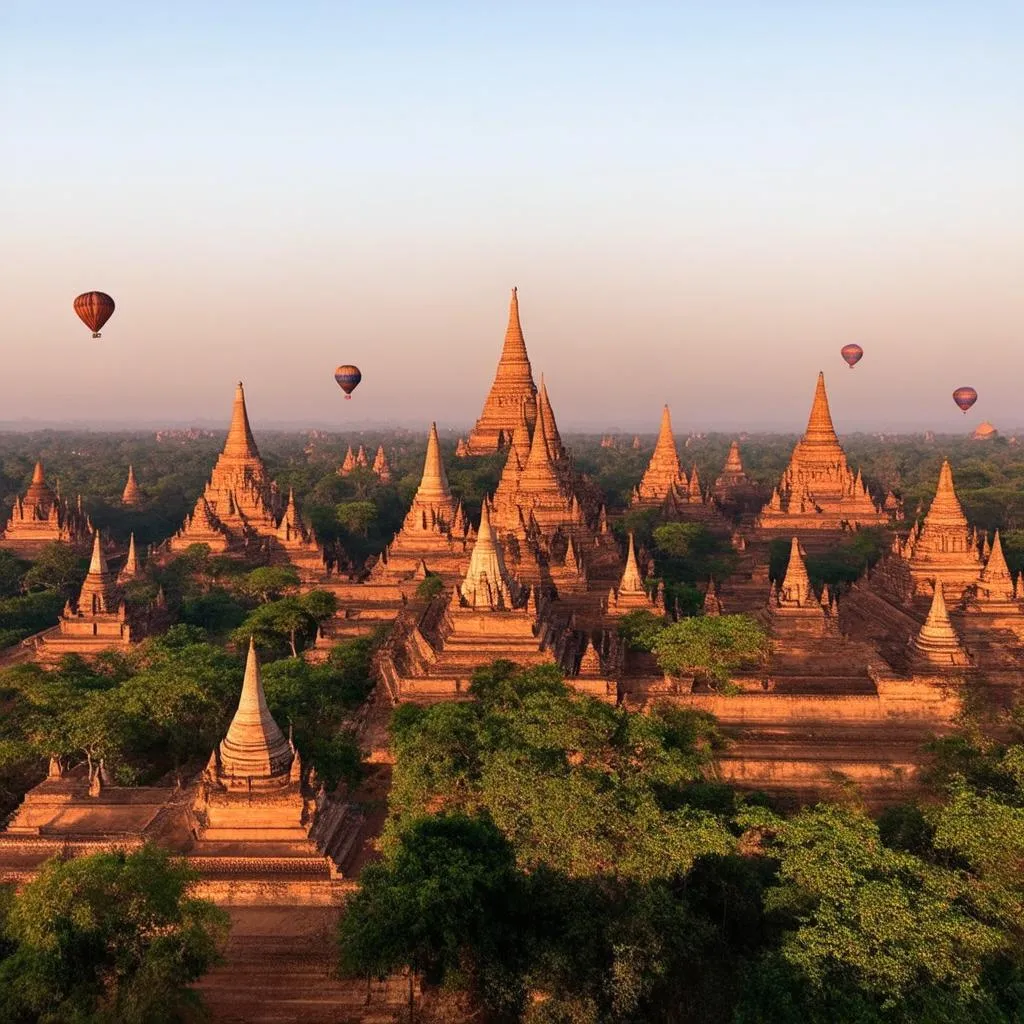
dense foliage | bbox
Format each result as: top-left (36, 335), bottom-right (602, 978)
top-left (0, 845), bottom-right (228, 1023)
top-left (339, 662), bottom-right (1024, 1023)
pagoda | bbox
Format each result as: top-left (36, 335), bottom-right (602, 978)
top-left (755, 373), bottom-right (889, 533)
top-left (379, 506), bottom-right (592, 701)
top-left (117, 533), bottom-right (142, 584)
top-left (765, 538), bottom-right (834, 638)
top-left (355, 445), bottom-right (369, 469)
top-left (909, 583), bottom-right (971, 669)
top-left (713, 441), bottom-right (759, 510)
top-left (632, 406), bottom-right (685, 506)
top-left (462, 288), bottom-right (539, 455)
top-left (169, 496), bottom-right (231, 553)
top-left (606, 534), bottom-right (663, 616)
top-left (371, 423), bottom-right (466, 579)
top-left (190, 640), bottom-right (352, 872)
top-left (372, 445), bottom-right (392, 482)
top-left (34, 531), bottom-right (132, 661)
top-left (338, 446), bottom-right (356, 476)
top-left (874, 460), bottom-right (982, 603)
top-left (121, 465), bottom-right (142, 506)
top-left (275, 488), bottom-right (327, 580)
top-left (168, 383), bottom-right (279, 553)
top-left (0, 461), bottom-right (89, 553)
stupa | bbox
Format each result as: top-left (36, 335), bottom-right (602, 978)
top-left (755, 373), bottom-right (889, 533)
top-left (909, 583), bottom-right (971, 668)
top-left (713, 441), bottom-right (759, 510)
top-left (379, 507), bottom-right (594, 701)
top-left (355, 445), bottom-right (369, 468)
top-left (339, 446), bottom-right (356, 476)
top-left (117, 533), bottom-right (141, 584)
top-left (463, 288), bottom-right (539, 455)
top-left (190, 640), bottom-right (352, 873)
top-left (169, 496), bottom-right (231, 553)
top-left (121, 465), bottom-right (142, 506)
top-left (372, 422), bottom-right (465, 579)
top-left (274, 488), bottom-right (327, 580)
top-left (0, 461), bottom-right (90, 553)
top-left (606, 533), bottom-right (663, 615)
top-left (34, 531), bottom-right (133, 660)
top-left (167, 383), bottom-right (279, 552)
top-left (372, 444), bottom-right (392, 482)
top-left (765, 538), bottom-right (833, 638)
top-left (631, 406), bottom-right (685, 506)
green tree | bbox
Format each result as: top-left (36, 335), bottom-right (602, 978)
top-left (335, 500), bottom-right (378, 537)
top-left (338, 814), bottom-right (526, 1013)
top-left (0, 550), bottom-right (26, 598)
top-left (236, 566), bottom-right (300, 604)
top-left (0, 846), bottom-right (228, 1023)
top-left (232, 597), bottom-right (317, 658)
top-left (617, 609), bottom-right (668, 652)
top-left (21, 542), bottom-right (85, 597)
top-left (652, 615), bottom-right (768, 687)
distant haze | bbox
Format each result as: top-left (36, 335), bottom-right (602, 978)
top-left (3, 2), bottom-right (1022, 433)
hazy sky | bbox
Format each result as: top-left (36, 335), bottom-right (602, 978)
top-left (3, 1), bottom-right (1022, 432)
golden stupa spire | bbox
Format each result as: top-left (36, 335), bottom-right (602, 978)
top-left (912, 582), bottom-right (969, 665)
top-left (780, 537), bottom-right (812, 605)
top-left (404, 424), bottom-right (457, 529)
top-left (803, 372), bottom-right (839, 446)
top-left (979, 529), bottom-right (1014, 596)
top-left (32, 461), bottom-right (44, 485)
top-left (219, 638), bottom-right (293, 779)
top-left (619, 532), bottom-right (646, 594)
top-left (459, 500), bottom-right (514, 610)
top-left (122, 464), bottom-right (141, 506)
top-left (119, 532), bottom-right (140, 581)
top-left (496, 287), bottom-right (535, 384)
top-left (223, 382), bottom-right (261, 461)
top-left (724, 441), bottom-right (743, 473)
top-left (76, 530), bottom-right (116, 615)
top-left (924, 460), bottom-right (968, 531)
top-left (537, 374), bottom-right (564, 459)
top-left (520, 400), bottom-right (562, 493)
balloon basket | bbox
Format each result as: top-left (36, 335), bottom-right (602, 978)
top-left (92, 332), bottom-right (101, 339)
top-left (345, 395), bottom-right (352, 400)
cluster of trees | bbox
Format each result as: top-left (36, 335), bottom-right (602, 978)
top-left (0, 846), bottom-right (228, 1023)
top-left (339, 662), bottom-right (1024, 1022)
top-left (0, 544), bottom-right (87, 650)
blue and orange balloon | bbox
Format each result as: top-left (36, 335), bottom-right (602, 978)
top-left (952, 386), bottom-right (978, 415)
top-left (840, 344), bottom-right (863, 368)
top-left (74, 291), bottom-right (115, 338)
top-left (334, 365), bottom-right (362, 400)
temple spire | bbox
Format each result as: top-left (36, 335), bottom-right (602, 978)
top-left (414, 423), bottom-right (453, 506)
top-left (459, 501), bottom-right (514, 610)
top-left (119, 533), bottom-right (140, 581)
top-left (780, 537), bottom-right (812, 605)
top-left (619, 533), bottom-right (646, 594)
top-left (497, 287), bottom-right (534, 384)
top-left (88, 530), bottom-right (108, 576)
top-left (803, 372), bottom-right (839, 446)
top-left (219, 639), bottom-right (293, 779)
top-left (520, 401), bottom-right (562, 494)
top-left (912, 582), bottom-right (970, 666)
top-left (32, 461), bottom-right (44, 485)
top-left (223, 382), bottom-right (260, 461)
top-left (925, 459), bottom-right (968, 529)
top-left (122, 464), bottom-right (141, 506)
top-left (537, 374), bottom-right (564, 460)
top-left (76, 530), bottom-right (117, 615)
top-left (724, 441), bottom-right (743, 473)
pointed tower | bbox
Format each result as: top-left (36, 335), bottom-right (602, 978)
top-left (168, 382), bottom-right (277, 552)
top-left (537, 375), bottom-right (565, 462)
top-left (219, 640), bottom-right (294, 780)
top-left (404, 423), bottom-right (457, 529)
top-left (355, 445), bottom-right (369, 468)
top-left (904, 460), bottom-right (983, 601)
top-left (1, 460), bottom-right (88, 551)
top-left (121, 465), bottom-right (142, 506)
top-left (910, 583), bottom-right (971, 667)
top-left (169, 495), bottom-right (231, 553)
top-left (756, 372), bottom-right (888, 532)
top-left (970, 529), bottom-right (1018, 610)
top-left (703, 578), bottom-right (723, 617)
top-left (372, 445), bottom-right (392, 482)
top-left (607, 533), bottom-right (662, 615)
top-left (633, 405), bottom-right (684, 505)
top-left (463, 288), bottom-right (539, 455)
top-left (118, 533), bottom-right (141, 584)
top-left (459, 502), bottom-right (516, 610)
top-left (767, 537), bottom-right (826, 636)
top-left (339, 446), bottom-right (356, 476)
top-left (713, 441), bottom-right (756, 507)
top-left (77, 531), bottom-right (118, 616)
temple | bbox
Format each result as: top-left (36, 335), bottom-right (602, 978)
top-left (372, 444), bottom-right (392, 482)
top-left (462, 288), bottom-right (539, 455)
top-left (632, 406), bottom-right (684, 506)
top-left (755, 373), bottom-right (890, 534)
top-left (167, 383), bottom-right (279, 553)
top-left (713, 441), bottom-right (761, 512)
top-left (606, 533), bottom-right (663, 616)
top-left (32, 531), bottom-right (133, 661)
top-left (0, 461), bottom-right (90, 553)
top-left (121, 465), bottom-right (142, 506)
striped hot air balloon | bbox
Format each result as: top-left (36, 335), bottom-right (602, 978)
top-left (952, 387), bottom-right (978, 415)
top-left (334, 365), bottom-right (362, 399)
top-left (840, 344), bottom-right (863, 368)
top-left (73, 292), bottom-right (115, 338)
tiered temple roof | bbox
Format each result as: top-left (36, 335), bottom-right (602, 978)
top-left (632, 406), bottom-right (684, 505)
top-left (121, 465), bottom-right (142, 506)
top-left (117, 533), bottom-right (141, 584)
top-left (458, 503), bottom-right (516, 610)
top-left (766, 537), bottom-right (834, 637)
top-left (168, 383), bottom-right (279, 553)
top-left (607, 533), bottom-right (663, 615)
top-left (1, 461), bottom-right (90, 552)
top-left (909, 583), bottom-right (971, 668)
top-left (713, 441), bottom-right (759, 510)
top-left (339, 446), bottom-right (356, 475)
top-left (755, 373), bottom-right (889, 533)
top-left (462, 288), bottom-right (539, 455)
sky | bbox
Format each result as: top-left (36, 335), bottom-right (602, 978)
top-left (2, 1), bottom-right (1023, 433)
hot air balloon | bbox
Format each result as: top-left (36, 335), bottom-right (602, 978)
top-left (334, 365), bottom-right (362, 400)
top-left (840, 344), bottom-right (863, 369)
top-left (73, 292), bottom-right (115, 338)
top-left (952, 386), bottom-right (978, 414)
